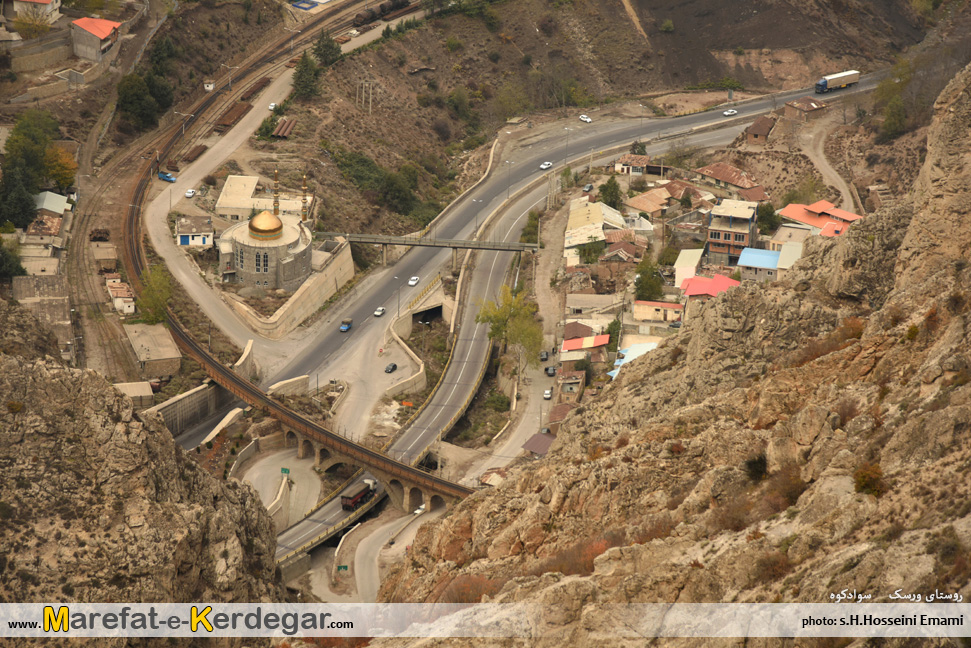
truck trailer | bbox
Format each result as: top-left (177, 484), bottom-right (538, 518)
top-left (340, 479), bottom-right (377, 511)
top-left (815, 70), bottom-right (860, 94)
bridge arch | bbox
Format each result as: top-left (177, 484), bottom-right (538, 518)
top-left (407, 487), bottom-right (424, 512)
top-left (284, 430), bottom-right (298, 447)
top-left (388, 479), bottom-right (404, 506)
top-left (298, 438), bottom-right (314, 459)
top-left (429, 494), bottom-right (446, 511)
top-left (317, 447), bottom-right (332, 466)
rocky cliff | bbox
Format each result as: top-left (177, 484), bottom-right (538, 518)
top-left (377, 62), bottom-right (971, 643)
top-left (0, 299), bottom-right (286, 646)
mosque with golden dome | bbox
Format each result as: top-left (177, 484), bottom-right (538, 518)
top-left (217, 171), bottom-right (314, 292)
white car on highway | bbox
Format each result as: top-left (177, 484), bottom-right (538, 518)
top-left (723, 109), bottom-right (738, 116)
top-left (373, 306), bottom-right (386, 317)
top-left (539, 161), bottom-right (553, 170)
top-left (408, 276), bottom-right (420, 287)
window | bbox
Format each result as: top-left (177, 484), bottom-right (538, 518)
top-left (710, 231), bottom-right (721, 240)
top-left (237, 248), bottom-right (243, 270)
top-left (735, 233), bottom-right (746, 242)
top-left (263, 253), bottom-right (269, 274)
top-left (767, 271), bottom-right (774, 276)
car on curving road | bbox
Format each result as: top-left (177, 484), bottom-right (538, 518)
top-left (408, 276), bottom-right (420, 287)
top-left (373, 306), bottom-right (386, 317)
top-left (539, 161), bottom-right (553, 170)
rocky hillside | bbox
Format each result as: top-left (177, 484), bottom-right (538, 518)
top-left (377, 60), bottom-right (971, 640)
top-left (0, 300), bottom-right (286, 646)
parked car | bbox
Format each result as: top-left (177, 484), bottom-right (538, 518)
top-left (579, 114), bottom-right (592, 123)
top-left (582, 183), bottom-right (594, 193)
top-left (540, 350), bottom-right (549, 362)
top-left (543, 389), bottom-right (552, 400)
top-left (158, 172), bottom-right (176, 183)
top-left (408, 276), bottom-right (420, 287)
top-left (722, 109), bottom-right (738, 116)
top-left (668, 321), bottom-right (682, 329)
top-left (184, 189), bottom-right (196, 198)
top-left (269, 103), bottom-right (277, 111)
top-left (373, 306), bottom-right (386, 317)
top-left (539, 161), bottom-right (553, 170)
top-left (545, 366), bottom-right (556, 377)
top-left (540, 427), bottom-right (551, 435)
top-left (385, 363), bottom-right (397, 373)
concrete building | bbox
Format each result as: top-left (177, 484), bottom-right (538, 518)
top-left (218, 210), bottom-right (313, 292)
top-left (737, 247), bottom-right (781, 283)
top-left (706, 199), bottom-right (758, 265)
top-left (673, 248), bottom-right (704, 289)
top-left (33, 191), bottom-right (71, 218)
top-left (11, 0), bottom-right (61, 24)
top-left (632, 300), bottom-right (683, 322)
top-left (11, 275), bottom-right (74, 364)
top-left (776, 242), bottom-right (804, 280)
top-left (70, 17), bottom-right (121, 62)
top-left (123, 323), bottom-right (181, 380)
top-left (785, 96), bottom-right (827, 122)
top-left (614, 153), bottom-right (652, 175)
top-left (114, 382), bottom-right (155, 409)
top-left (23, 214), bottom-right (62, 246)
top-left (107, 282), bottom-right (136, 314)
top-left (769, 223), bottom-right (813, 251)
top-left (779, 200), bottom-right (863, 237)
top-left (215, 174), bottom-right (315, 221)
top-left (21, 256), bottom-right (59, 276)
top-left (175, 214), bottom-right (215, 247)
top-left (693, 162), bottom-right (768, 202)
top-left (565, 293), bottom-right (622, 317)
top-left (91, 242), bottom-right (117, 271)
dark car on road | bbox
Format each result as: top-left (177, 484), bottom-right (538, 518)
top-left (545, 366), bottom-right (556, 377)
top-left (385, 363), bottom-right (398, 373)
top-left (540, 350), bottom-right (549, 362)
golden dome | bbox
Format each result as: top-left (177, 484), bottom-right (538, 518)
top-left (248, 210), bottom-right (283, 240)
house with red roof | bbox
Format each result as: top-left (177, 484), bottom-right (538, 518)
top-left (11, 0), bottom-right (61, 25)
top-left (614, 153), bottom-right (652, 175)
top-left (680, 274), bottom-right (740, 317)
top-left (71, 17), bottom-right (121, 62)
top-left (779, 200), bottom-right (863, 237)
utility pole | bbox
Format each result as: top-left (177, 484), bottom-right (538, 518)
top-left (504, 160), bottom-right (513, 200)
top-left (357, 80), bottom-right (374, 114)
top-left (220, 63), bottom-right (240, 90)
top-left (284, 27), bottom-right (300, 54)
top-left (174, 111), bottom-right (194, 137)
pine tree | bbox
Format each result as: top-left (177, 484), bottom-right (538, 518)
top-left (0, 167), bottom-right (38, 230)
top-left (312, 30), bottom-right (342, 67)
top-left (598, 176), bottom-right (622, 210)
top-left (292, 52), bottom-right (320, 100)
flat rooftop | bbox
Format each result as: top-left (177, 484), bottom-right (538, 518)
top-left (123, 323), bottom-right (181, 362)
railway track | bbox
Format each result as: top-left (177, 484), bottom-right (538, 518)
top-left (119, 1), bottom-right (472, 499)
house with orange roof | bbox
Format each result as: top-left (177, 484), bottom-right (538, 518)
top-left (71, 17), bottom-right (121, 61)
top-left (694, 162), bottom-right (769, 202)
top-left (779, 200), bottom-right (863, 237)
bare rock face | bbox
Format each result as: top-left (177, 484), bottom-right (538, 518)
top-left (377, 61), bottom-right (971, 645)
top-left (0, 299), bottom-right (286, 647)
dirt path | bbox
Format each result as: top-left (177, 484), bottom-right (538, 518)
top-left (799, 115), bottom-right (856, 211)
top-left (619, 0), bottom-right (649, 42)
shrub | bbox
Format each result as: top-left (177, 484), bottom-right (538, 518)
top-left (659, 19), bottom-right (674, 32)
top-left (924, 305), bottom-right (940, 333)
top-left (431, 118), bottom-right (451, 141)
top-left (614, 434), bottom-right (629, 449)
top-left (905, 325), bottom-right (919, 341)
top-left (203, 175), bottom-right (216, 186)
top-left (438, 574), bottom-right (505, 603)
top-left (854, 462), bottom-right (888, 497)
top-left (487, 51), bottom-right (500, 63)
top-left (445, 36), bottom-right (463, 52)
top-left (744, 453), bottom-right (768, 482)
top-left (711, 496), bottom-right (751, 532)
top-left (6, 402), bottom-right (22, 414)
top-left (483, 391), bottom-right (510, 412)
top-left (835, 398), bottom-right (860, 428)
top-left (762, 464), bottom-right (807, 513)
top-left (753, 551), bottom-right (791, 584)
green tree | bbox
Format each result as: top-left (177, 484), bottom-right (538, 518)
top-left (0, 244), bottom-right (26, 280)
top-left (5, 109), bottom-right (59, 193)
top-left (143, 72), bottom-right (174, 111)
top-left (880, 95), bottom-right (907, 141)
top-left (136, 266), bottom-right (172, 324)
top-left (312, 29), bottom-right (342, 66)
top-left (635, 257), bottom-right (664, 301)
top-left (380, 173), bottom-right (415, 214)
top-left (117, 73), bottom-right (160, 130)
top-left (606, 317), bottom-right (621, 353)
top-left (559, 165), bottom-right (574, 189)
top-left (0, 167), bottom-right (38, 229)
top-left (476, 284), bottom-right (537, 342)
top-left (756, 202), bottom-right (781, 234)
top-left (659, 19), bottom-right (674, 32)
top-left (630, 140), bottom-right (646, 155)
top-left (598, 176), bottom-right (622, 210)
top-left (507, 312), bottom-right (543, 379)
top-left (679, 194), bottom-right (693, 210)
top-left (292, 52), bottom-right (320, 99)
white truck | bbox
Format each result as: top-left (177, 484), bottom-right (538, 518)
top-left (815, 70), bottom-right (860, 94)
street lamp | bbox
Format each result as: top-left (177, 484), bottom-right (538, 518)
top-left (470, 198), bottom-right (484, 233)
top-left (393, 275), bottom-right (401, 317)
top-left (564, 127), bottom-right (573, 163)
top-left (284, 27), bottom-right (301, 54)
top-left (220, 64), bottom-right (240, 90)
top-left (503, 160), bottom-right (513, 200)
top-left (174, 111), bottom-right (194, 136)
top-left (638, 103), bottom-right (646, 130)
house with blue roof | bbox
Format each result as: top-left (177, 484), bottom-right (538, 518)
top-left (737, 248), bottom-right (781, 282)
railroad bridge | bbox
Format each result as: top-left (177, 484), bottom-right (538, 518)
top-left (284, 430), bottom-right (453, 512)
